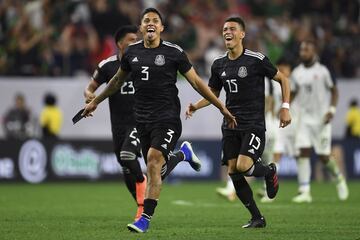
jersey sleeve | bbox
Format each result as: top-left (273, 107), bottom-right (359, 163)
top-left (177, 51), bottom-right (192, 74)
top-left (323, 67), bottom-right (335, 88)
top-left (120, 49), bottom-right (131, 72)
top-left (261, 56), bottom-right (278, 79)
top-left (91, 66), bottom-right (107, 85)
top-left (208, 63), bottom-right (222, 91)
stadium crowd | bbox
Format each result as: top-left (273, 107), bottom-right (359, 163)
top-left (0, 0), bottom-right (359, 78)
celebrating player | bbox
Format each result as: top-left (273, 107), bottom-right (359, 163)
top-left (82, 8), bottom-right (236, 233)
top-left (186, 17), bottom-right (291, 228)
top-left (84, 26), bottom-right (147, 220)
top-left (291, 40), bottom-right (349, 203)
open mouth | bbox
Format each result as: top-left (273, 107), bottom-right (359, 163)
top-left (147, 27), bottom-right (155, 33)
top-left (225, 35), bottom-right (233, 41)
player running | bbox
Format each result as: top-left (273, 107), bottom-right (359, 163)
top-left (84, 26), bottom-right (147, 221)
top-left (291, 40), bottom-right (349, 203)
top-left (82, 8), bottom-right (236, 233)
top-left (186, 17), bottom-right (291, 228)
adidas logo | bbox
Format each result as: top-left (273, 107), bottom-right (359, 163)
top-left (131, 140), bottom-right (138, 146)
top-left (132, 57), bottom-right (139, 62)
top-left (161, 144), bottom-right (167, 149)
top-left (221, 71), bottom-right (226, 77)
top-left (248, 148), bottom-right (255, 154)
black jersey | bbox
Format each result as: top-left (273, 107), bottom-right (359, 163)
top-left (120, 40), bottom-right (192, 124)
top-left (92, 54), bottom-right (135, 126)
top-left (209, 49), bottom-right (278, 131)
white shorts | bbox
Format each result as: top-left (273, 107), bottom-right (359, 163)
top-left (295, 122), bottom-right (331, 155)
top-left (274, 129), bottom-right (298, 157)
top-left (269, 112), bottom-right (298, 157)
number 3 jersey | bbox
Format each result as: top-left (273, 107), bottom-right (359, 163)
top-left (121, 40), bottom-right (192, 124)
top-left (209, 49), bottom-right (278, 131)
top-left (92, 54), bottom-right (135, 126)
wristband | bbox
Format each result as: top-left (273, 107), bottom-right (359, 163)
top-left (329, 106), bottom-right (336, 114)
top-left (281, 102), bottom-right (290, 109)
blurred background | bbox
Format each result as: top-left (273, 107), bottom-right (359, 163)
top-left (0, 0), bottom-right (359, 183)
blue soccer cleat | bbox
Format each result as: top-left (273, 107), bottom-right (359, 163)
top-left (127, 216), bottom-right (150, 233)
top-left (180, 141), bottom-right (202, 172)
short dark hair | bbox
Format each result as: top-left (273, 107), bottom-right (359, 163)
top-left (114, 25), bottom-right (138, 44)
top-left (141, 7), bottom-right (163, 24)
top-left (44, 93), bottom-right (56, 106)
top-left (225, 17), bottom-right (245, 31)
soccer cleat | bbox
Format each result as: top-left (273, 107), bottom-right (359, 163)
top-left (260, 195), bottom-right (274, 203)
top-left (265, 163), bottom-right (279, 199)
top-left (135, 175), bottom-right (147, 220)
top-left (180, 141), bottom-right (202, 172)
top-left (292, 192), bottom-right (312, 203)
top-left (216, 187), bottom-right (236, 202)
top-left (242, 216), bottom-right (266, 228)
top-left (336, 176), bottom-right (349, 201)
top-left (127, 216), bottom-right (150, 233)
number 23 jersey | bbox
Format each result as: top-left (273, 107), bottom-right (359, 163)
top-left (121, 40), bottom-right (192, 124)
top-left (209, 49), bottom-right (278, 131)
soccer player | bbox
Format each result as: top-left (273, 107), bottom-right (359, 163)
top-left (82, 8), bottom-right (236, 233)
top-left (186, 17), bottom-right (291, 228)
top-left (291, 40), bottom-right (349, 203)
top-left (84, 25), bottom-right (147, 221)
top-left (259, 59), bottom-right (298, 203)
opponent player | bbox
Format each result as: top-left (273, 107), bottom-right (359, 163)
top-left (84, 26), bottom-right (146, 220)
top-left (291, 40), bottom-right (349, 203)
top-left (186, 17), bottom-right (291, 228)
top-left (82, 8), bottom-right (236, 233)
top-left (259, 59), bottom-right (298, 203)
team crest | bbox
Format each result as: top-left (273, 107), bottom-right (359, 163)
top-left (238, 66), bottom-right (247, 78)
top-left (154, 55), bottom-right (165, 66)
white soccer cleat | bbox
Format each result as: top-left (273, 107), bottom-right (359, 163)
top-left (336, 177), bottom-right (349, 201)
top-left (260, 195), bottom-right (275, 203)
top-left (292, 192), bottom-right (312, 203)
top-left (216, 187), bottom-right (236, 202)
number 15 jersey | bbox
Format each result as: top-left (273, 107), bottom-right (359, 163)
top-left (121, 40), bottom-right (192, 124)
top-left (209, 49), bottom-right (278, 131)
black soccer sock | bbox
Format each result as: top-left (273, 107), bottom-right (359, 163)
top-left (142, 198), bottom-right (158, 220)
top-left (243, 162), bottom-right (271, 177)
top-left (161, 151), bottom-right (185, 180)
top-left (122, 167), bottom-right (137, 201)
top-left (119, 152), bottom-right (145, 182)
top-left (229, 173), bottom-right (262, 219)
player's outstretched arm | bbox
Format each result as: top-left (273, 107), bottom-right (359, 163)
top-left (82, 68), bottom-right (128, 117)
top-left (273, 70), bottom-right (292, 128)
top-left (183, 67), bottom-right (237, 128)
top-left (185, 88), bottom-right (220, 119)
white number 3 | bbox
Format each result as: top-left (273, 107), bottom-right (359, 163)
top-left (141, 66), bottom-right (149, 81)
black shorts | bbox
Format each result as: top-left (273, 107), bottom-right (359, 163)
top-left (221, 128), bottom-right (265, 165)
top-left (136, 120), bottom-right (182, 163)
top-left (111, 125), bottom-right (142, 161)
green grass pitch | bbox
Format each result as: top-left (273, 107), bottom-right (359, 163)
top-left (0, 181), bottom-right (359, 240)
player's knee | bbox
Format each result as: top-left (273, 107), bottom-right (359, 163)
top-left (236, 156), bottom-right (253, 173)
top-left (147, 149), bottom-right (164, 168)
